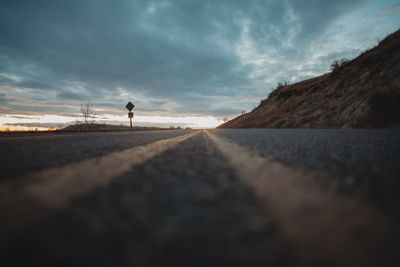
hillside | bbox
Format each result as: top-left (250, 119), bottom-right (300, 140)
top-left (219, 29), bottom-right (400, 129)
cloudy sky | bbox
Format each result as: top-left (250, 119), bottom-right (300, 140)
top-left (0, 0), bottom-right (399, 129)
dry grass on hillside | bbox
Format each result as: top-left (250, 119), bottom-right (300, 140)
top-left (219, 29), bottom-right (400, 129)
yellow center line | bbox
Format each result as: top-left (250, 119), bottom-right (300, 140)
top-left (205, 130), bottom-right (397, 267)
top-left (0, 131), bottom-right (200, 226)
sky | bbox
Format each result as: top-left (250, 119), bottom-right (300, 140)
top-left (0, 0), bottom-right (399, 129)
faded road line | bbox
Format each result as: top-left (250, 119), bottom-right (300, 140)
top-left (206, 130), bottom-right (398, 267)
top-left (0, 131), bottom-right (199, 226)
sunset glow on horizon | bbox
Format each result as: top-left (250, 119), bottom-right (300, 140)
top-left (0, 113), bottom-right (224, 130)
top-left (0, 124), bottom-right (57, 132)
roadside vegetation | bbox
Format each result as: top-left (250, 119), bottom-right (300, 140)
top-left (330, 58), bottom-right (349, 71)
top-left (268, 81), bottom-right (291, 98)
top-left (79, 102), bottom-right (97, 128)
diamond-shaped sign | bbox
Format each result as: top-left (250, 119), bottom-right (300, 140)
top-left (125, 101), bottom-right (135, 111)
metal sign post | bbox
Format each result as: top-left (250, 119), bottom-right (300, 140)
top-left (125, 101), bottom-right (135, 129)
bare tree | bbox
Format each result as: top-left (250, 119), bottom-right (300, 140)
top-left (80, 102), bottom-right (96, 126)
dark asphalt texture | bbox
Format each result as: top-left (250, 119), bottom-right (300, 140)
top-left (214, 129), bottom-right (400, 217)
top-left (1, 129), bottom-right (400, 266)
top-left (2, 132), bottom-right (298, 267)
top-left (0, 130), bottom-right (191, 181)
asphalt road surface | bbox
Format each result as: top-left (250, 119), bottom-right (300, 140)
top-left (1, 129), bottom-right (399, 267)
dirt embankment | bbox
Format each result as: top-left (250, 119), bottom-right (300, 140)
top-left (219, 29), bottom-right (400, 129)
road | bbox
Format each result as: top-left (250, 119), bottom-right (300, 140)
top-left (1, 129), bottom-right (399, 267)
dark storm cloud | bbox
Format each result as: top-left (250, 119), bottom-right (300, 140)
top-left (0, 0), bottom-right (368, 115)
top-left (0, 93), bottom-right (5, 104)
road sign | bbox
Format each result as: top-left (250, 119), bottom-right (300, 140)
top-left (125, 101), bottom-right (135, 111)
top-left (126, 102), bottom-right (135, 129)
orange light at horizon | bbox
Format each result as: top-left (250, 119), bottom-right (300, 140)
top-left (0, 124), bottom-right (58, 132)
top-left (0, 113), bottom-right (224, 129)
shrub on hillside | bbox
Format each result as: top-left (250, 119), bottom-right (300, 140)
top-left (268, 81), bottom-right (291, 97)
top-left (330, 58), bottom-right (349, 71)
top-left (277, 81), bottom-right (290, 89)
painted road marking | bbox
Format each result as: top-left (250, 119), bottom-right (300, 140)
top-left (0, 131), bottom-right (199, 226)
top-left (206, 130), bottom-right (397, 267)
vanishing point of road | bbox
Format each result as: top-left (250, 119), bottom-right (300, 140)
top-left (1, 129), bottom-right (400, 267)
